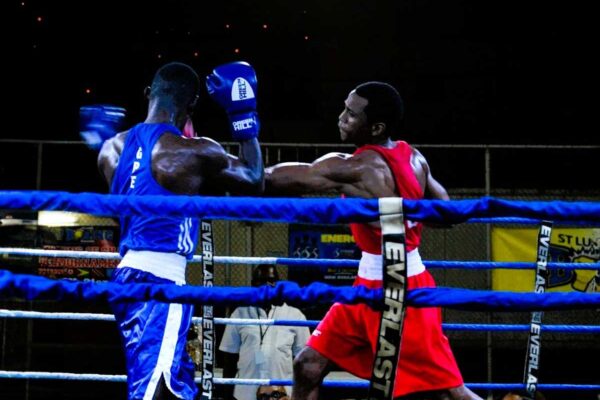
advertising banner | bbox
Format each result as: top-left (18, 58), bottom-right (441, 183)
top-left (0, 224), bottom-right (119, 281)
top-left (287, 224), bottom-right (360, 287)
top-left (37, 226), bottom-right (120, 280)
top-left (491, 227), bottom-right (599, 292)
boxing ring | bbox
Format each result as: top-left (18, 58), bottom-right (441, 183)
top-left (1, 191), bottom-right (600, 399)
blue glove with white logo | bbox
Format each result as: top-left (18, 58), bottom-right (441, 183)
top-left (79, 104), bottom-right (126, 150)
top-left (206, 61), bottom-right (259, 141)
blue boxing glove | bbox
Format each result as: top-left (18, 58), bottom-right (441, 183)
top-left (206, 61), bottom-right (259, 140)
top-left (79, 104), bottom-right (126, 150)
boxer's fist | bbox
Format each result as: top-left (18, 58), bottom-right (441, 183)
top-left (206, 61), bottom-right (259, 140)
top-left (79, 104), bottom-right (126, 150)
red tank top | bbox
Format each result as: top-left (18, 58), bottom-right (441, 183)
top-left (349, 141), bottom-right (423, 254)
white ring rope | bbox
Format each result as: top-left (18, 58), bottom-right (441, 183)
top-left (0, 370), bottom-right (364, 386)
top-left (3, 247), bottom-right (598, 271)
top-left (0, 309), bottom-right (275, 325)
top-left (3, 310), bottom-right (599, 334)
top-left (0, 247), bottom-right (277, 264)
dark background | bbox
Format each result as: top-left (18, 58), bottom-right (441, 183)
top-left (1, 0), bottom-right (598, 194)
top-left (3, 0), bottom-right (597, 146)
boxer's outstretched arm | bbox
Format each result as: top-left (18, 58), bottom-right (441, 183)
top-left (265, 152), bottom-right (382, 197)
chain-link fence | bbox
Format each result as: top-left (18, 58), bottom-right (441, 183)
top-left (2, 141), bottom-right (599, 340)
top-left (1, 141), bottom-right (599, 398)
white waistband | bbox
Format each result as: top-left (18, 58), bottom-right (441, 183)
top-left (358, 248), bottom-right (425, 280)
top-left (118, 250), bottom-right (187, 285)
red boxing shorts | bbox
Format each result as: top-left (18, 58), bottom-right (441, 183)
top-left (307, 270), bottom-right (463, 398)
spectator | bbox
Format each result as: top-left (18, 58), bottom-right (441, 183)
top-left (256, 385), bottom-right (289, 400)
top-left (219, 264), bottom-right (310, 400)
top-left (501, 391), bottom-right (546, 400)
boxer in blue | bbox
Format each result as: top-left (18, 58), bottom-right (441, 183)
top-left (93, 61), bottom-right (263, 399)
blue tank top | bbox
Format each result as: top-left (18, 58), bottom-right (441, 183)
top-left (111, 123), bottom-right (199, 259)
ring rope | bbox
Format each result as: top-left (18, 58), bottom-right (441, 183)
top-left (1, 193), bottom-right (600, 396)
top-left (2, 270), bottom-right (599, 310)
top-left (1, 247), bottom-right (598, 270)
top-left (0, 371), bottom-right (598, 392)
top-left (2, 310), bottom-right (600, 333)
top-left (469, 217), bottom-right (600, 226)
top-left (2, 191), bottom-right (600, 224)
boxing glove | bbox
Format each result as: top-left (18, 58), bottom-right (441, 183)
top-left (79, 104), bottom-right (126, 150)
top-left (206, 61), bottom-right (259, 141)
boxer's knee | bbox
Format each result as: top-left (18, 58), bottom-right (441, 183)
top-left (447, 385), bottom-right (483, 400)
top-left (293, 347), bottom-right (329, 386)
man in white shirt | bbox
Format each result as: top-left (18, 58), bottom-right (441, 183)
top-left (219, 264), bottom-right (311, 400)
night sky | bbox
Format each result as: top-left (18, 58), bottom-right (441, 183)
top-left (4, 0), bottom-right (596, 146)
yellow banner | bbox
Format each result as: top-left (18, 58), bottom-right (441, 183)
top-left (491, 227), bottom-right (600, 292)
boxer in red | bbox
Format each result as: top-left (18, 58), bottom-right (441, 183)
top-left (265, 82), bottom-right (481, 400)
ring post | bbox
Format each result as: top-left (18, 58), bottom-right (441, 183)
top-left (200, 220), bottom-right (215, 400)
top-left (368, 198), bottom-right (407, 400)
top-left (523, 220), bottom-right (552, 398)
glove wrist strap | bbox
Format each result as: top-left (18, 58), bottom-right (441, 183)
top-left (229, 111), bottom-right (259, 140)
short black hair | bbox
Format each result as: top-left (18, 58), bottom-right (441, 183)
top-left (149, 62), bottom-right (200, 109)
top-left (251, 264), bottom-right (279, 286)
top-left (354, 81), bottom-right (404, 137)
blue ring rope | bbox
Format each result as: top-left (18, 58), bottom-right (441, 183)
top-left (1, 191), bottom-right (600, 223)
top-left (468, 217), bottom-right (600, 226)
top-left (0, 192), bottom-right (599, 394)
top-left (1, 270), bottom-right (599, 311)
